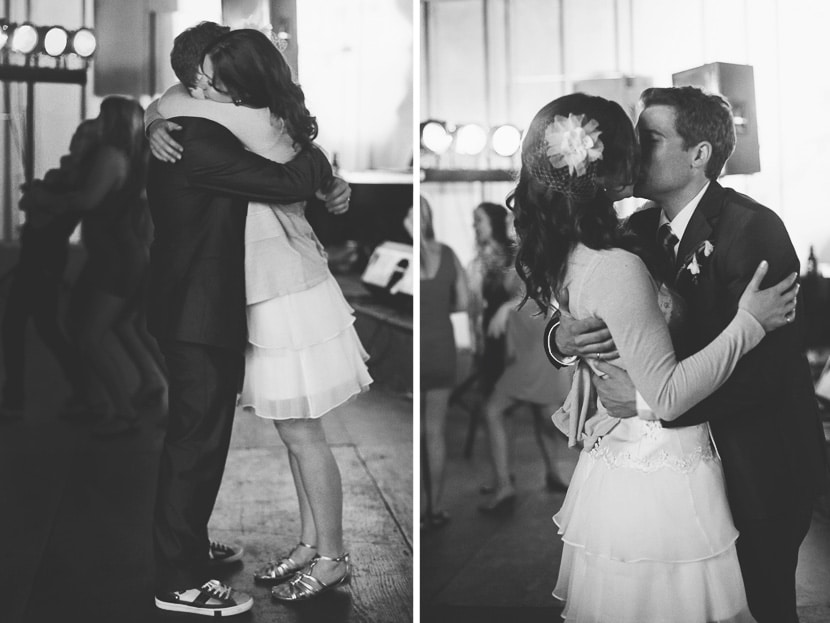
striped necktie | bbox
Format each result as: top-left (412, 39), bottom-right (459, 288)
top-left (657, 222), bottom-right (679, 267)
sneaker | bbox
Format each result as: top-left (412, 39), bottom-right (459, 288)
top-left (155, 579), bottom-right (253, 616)
top-left (209, 540), bottom-right (244, 565)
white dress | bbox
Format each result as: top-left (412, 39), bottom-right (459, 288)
top-left (158, 85), bottom-right (372, 420)
top-left (552, 245), bottom-right (760, 623)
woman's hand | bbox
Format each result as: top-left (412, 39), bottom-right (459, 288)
top-left (738, 260), bottom-right (799, 332)
top-left (486, 302), bottom-right (513, 338)
top-left (148, 119), bottom-right (184, 163)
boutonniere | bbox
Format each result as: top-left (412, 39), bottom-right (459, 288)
top-left (677, 240), bottom-right (715, 285)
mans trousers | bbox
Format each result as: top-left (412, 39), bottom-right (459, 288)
top-left (152, 341), bottom-right (243, 593)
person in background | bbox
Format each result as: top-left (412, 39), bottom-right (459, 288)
top-left (478, 300), bottom-right (573, 514)
top-left (468, 202), bottom-right (514, 391)
top-left (0, 119), bottom-right (97, 420)
top-left (420, 196), bottom-right (469, 530)
top-left (22, 96), bottom-right (149, 437)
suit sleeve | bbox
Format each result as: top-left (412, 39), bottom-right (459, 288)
top-left (177, 118), bottom-right (332, 203)
top-left (668, 207), bottom-right (802, 426)
top-left (585, 251), bottom-right (764, 421)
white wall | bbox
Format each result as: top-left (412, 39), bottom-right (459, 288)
top-left (422, 0), bottom-right (830, 272)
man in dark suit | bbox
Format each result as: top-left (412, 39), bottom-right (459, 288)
top-left (145, 22), bottom-right (351, 617)
top-left (552, 86), bottom-right (828, 623)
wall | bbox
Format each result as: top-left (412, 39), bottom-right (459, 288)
top-left (421, 0), bottom-right (830, 272)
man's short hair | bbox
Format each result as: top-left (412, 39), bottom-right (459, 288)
top-left (170, 21), bottom-right (230, 88)
top-left (640, 86), bottom-right (736, 180)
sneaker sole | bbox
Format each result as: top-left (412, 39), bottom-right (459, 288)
top-left (154, 597), bottom-right (253, 617)
top-left (209, 551), bottom-right (244, 565)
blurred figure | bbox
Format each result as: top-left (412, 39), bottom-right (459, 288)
top-left (478, 304), bottom-right (572, 514)
top-left (24, 96), bottom-right (149, 436)
top-left (468, 202), bottom-right (515, 390)
top-left (420, 196), bottom-right (469, 529)
top-left (0, 120), bottom-right (98, 419)
top-left (113, 193), bottom-right (167, 413)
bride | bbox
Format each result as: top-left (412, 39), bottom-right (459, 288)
top-left (508, 93), bottom-right (798, 622)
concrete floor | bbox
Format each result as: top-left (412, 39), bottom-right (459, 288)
top-left (0, 279), bottom-right (413, 623)
top-left (421, 398), bottom-right (830, 623)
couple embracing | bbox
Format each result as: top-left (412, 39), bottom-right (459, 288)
top-left (510, 88), bottom-right (828, 622)
top-left (144, 22), bottom-right (371, 616)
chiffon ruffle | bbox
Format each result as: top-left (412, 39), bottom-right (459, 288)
top-left (240, 275), bottom-right (372, 420)
top-left (552, 420), bottom-right (756, 623)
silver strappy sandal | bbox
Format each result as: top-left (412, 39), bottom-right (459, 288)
top-left (270, 552), bottom-right (351, 601)
top-left (253, 541), bottom-right (317, 585)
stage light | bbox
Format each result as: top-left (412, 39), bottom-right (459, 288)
top-left (43, 26), bottom-right (69, 57)
top-left (421, 120), bottom-right (453, 155)
top-left (11, 22), bottom-right (39, 55)
top-left (0, 21), bottom-right (10, 51)
top-left (491, 124), bottom-right (522, 157)
top-left (70, 28), bottom-right (96, 58)
top-left (454, 123), bottom-right (487, 155)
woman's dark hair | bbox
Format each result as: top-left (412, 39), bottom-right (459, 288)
top-left (97, 95), bottom-right (148, 184)
top-left (203, 29), bottom-right (317, 150)
top-left (508, 92), bottom-right (648, 312)
top-left (475, 202), bottom-right (511, 252)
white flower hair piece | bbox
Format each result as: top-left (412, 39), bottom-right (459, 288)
top-left (544, 113), bottom-right (604, 177)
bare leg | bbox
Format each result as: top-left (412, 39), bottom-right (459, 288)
top-left (422, 388), bottom-right (451, 514)
top-left (481, 388), bottom-right (517, 506)
top-left (275, 424), bottom-right (319, 568)
top-left (114, 308), bottom-right (166, 403)
top-left (76, 289), bottom-right (137, 425)
top-left (274, 417), bottom-right (346, 585)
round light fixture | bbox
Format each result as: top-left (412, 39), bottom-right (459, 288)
top-left (491, 124), bottom-right (522, 157)
top-left (43, 26), bottom-right (69, 57)
top-left (421, 120), bottom-right (453, 155)
top-left (11, 22), bottom-right (39, 55)
top-left (0, 22), bottom-right (9, 51)
top-left (70, 27), bottom-right (96, 58)
top-left (454, 124), bottom-right (487, 156)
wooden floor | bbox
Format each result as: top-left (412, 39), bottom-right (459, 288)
top-left (421, 397), bottom-right (830, 623)
top-left (0, 324), bottom-right (412, 623)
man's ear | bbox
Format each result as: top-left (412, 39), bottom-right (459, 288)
top-left (691, 141), bottom-right (712, 172)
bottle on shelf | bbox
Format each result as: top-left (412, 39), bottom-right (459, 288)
top-left (807, 245), bottom-right (818, 276)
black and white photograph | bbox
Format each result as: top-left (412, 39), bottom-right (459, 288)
top-left (420, 1), bottom-right (830, 622)
top-left (0, 1), bottom-right (413, 621)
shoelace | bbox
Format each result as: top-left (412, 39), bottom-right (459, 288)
top-left (202, 580), bottom-right (232, 601)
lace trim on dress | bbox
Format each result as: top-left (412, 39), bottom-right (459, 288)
top-left (589, 439), bottom-right (718, 474)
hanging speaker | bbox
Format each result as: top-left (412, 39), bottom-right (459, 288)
top-left (673, 62), bottom-right (761, 176)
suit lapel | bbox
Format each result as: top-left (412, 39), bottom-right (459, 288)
top-left (675, 182), bottom-right (723, 275)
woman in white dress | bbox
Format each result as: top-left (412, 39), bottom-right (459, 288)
top-left (156, 29), bottom-right (372, 601)
top-left (508, 93), bottom-right (798, 622)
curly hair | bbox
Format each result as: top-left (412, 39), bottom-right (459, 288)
top-left (509, 93), bottom-right (651, 312)
top-left (203, 29), bottom-right (318, 150)
top-left (475, 201), bottom-right (512, 251)
top-left (170, 21), bottom-right (230, 88)
top-left (640, 86), bottom-right (736, 180)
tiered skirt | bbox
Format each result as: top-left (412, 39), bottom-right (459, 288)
top-left (553, 420), bottom-right (755, 623)
top-left (240, 274), bottom-right (372, 420)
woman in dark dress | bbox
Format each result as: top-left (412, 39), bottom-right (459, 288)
top-left (25, 96), bottom-right (149, 436)
top-left (420, 196), bottom-right (469, 528)
top-left (0, 120), bottom-right (99, 418)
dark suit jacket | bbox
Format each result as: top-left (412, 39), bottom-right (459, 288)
top-left (628, 181), bottom-right (828, 525)
top-left (145, 117), bottom-right (332, 352)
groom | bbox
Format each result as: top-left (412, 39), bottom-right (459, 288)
top-left (551, 86), bottom-right (828, 623)
top-left (146, 22), bottom-right (350, 617)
